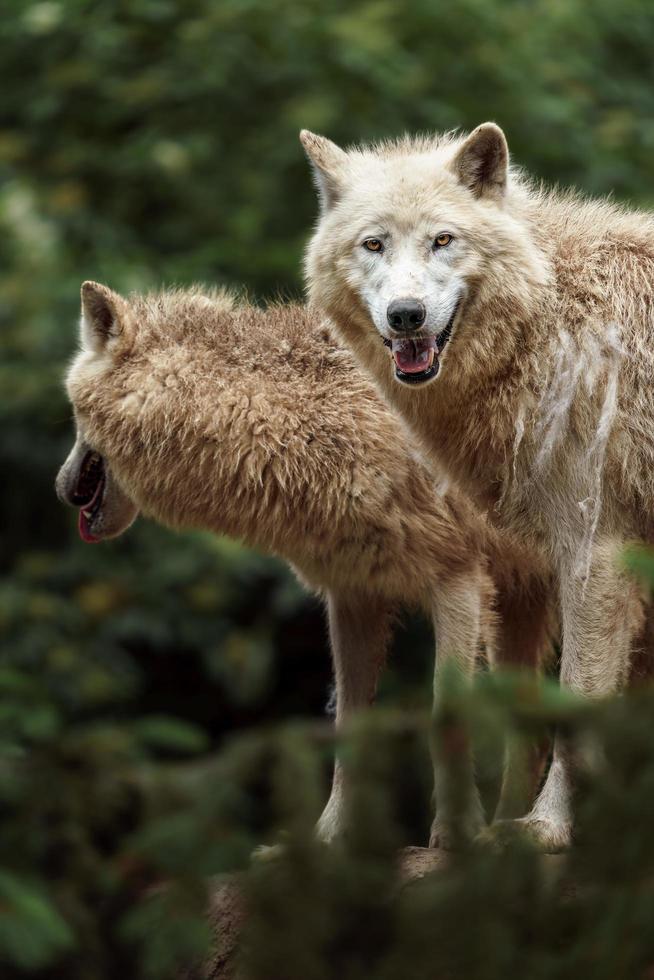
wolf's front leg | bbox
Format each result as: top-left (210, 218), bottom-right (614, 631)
top-left (316, 590), bottom-right (394, 843)
top-left (429, 570), bottom-right (489, 849)
top-left (516, 539), bottom-right (643, 851)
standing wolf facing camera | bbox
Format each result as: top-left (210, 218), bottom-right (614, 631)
top-left (57, 283), bottom-right (555, 848)
top-left (301, 123), bottom-right (654, 850)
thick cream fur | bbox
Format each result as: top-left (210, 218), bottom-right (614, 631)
top-left (303, 124), bottom-right (652, 850)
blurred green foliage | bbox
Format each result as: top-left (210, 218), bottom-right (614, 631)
top-left (4, 0), bottom-right (654, 974)
top-left (7, 667), bottom-right (654, 979)
top-left (238, 674), bottom-right (654, 980)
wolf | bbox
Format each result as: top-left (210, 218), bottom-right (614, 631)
top-left (301, 123), bottom-right (654, 850)
top-left (56, 282), bottom-right (552, 846)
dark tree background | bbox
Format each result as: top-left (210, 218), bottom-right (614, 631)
top-left (4, 1), bottom-right (654, 975)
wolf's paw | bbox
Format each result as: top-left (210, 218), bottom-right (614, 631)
top-left (429, 812), bottom-right (486, 851)
top-left (516, 816), bottom-right (572, 852)
top-left (475, 816), bottom-right (571, 853)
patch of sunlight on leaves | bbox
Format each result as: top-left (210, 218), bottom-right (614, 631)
top-left (22, 1), bottom-right (62, 34)
top-left (74, 580), bottom-right (128, 617)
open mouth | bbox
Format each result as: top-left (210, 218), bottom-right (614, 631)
top-left (385, 303), bottom-right (460, 385)
top-left (72, 451), bottom-right (106, 543)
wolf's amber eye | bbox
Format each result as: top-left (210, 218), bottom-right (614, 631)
top-left (434, 233), bottom-right (453, 248)
top-left (362, 238), bottom-right (384, 253)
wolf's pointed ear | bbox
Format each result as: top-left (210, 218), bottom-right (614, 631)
top-left (80, 281), bottom-right (129, 351)
top-left (450, 123), bottom-right (508, 201)
top-left (300, 130), bottom-right (349, 210)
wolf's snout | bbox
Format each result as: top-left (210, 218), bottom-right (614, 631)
top-left (386, 299), bottom-right (426, 332)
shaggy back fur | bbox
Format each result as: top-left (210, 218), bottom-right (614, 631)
top-left (67, 288), bottom-right (498, 605)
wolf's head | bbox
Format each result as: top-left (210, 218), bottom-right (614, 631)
top-left (56, 282), bottom-right (139, 542)
top-left (301, 124), bottom-right (548, 388)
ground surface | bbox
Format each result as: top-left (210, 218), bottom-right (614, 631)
top-left (180, 847), bottom-right (476, 980)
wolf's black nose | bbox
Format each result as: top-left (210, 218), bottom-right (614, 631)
top-left (387, 299), bottom-right (426, 331)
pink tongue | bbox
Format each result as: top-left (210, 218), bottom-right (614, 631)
top-left (77, 479), bottom-right (104, 543)
top-left (391, 337), bottom-right (437, 374)
top-left (78, 510), bottom-right (100, 543)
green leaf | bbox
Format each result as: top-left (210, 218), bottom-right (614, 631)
top-left (133, 716), bottom-right (210, 755)
top-left (0, 872), bottom-right (73, 969)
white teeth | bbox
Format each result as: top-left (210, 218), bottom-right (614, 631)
top-left (83, 510), bottom-right (92, 519)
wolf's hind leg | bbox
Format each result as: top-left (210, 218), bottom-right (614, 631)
top-left (429, 567), bottom-right (491, 849)
top-left (516, 539), bottom-right (644, 851)
top-left (316, 590), bottom-right (394, 843)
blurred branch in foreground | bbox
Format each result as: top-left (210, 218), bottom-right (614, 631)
top-left (4, 670), bottom-right (654, 978)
